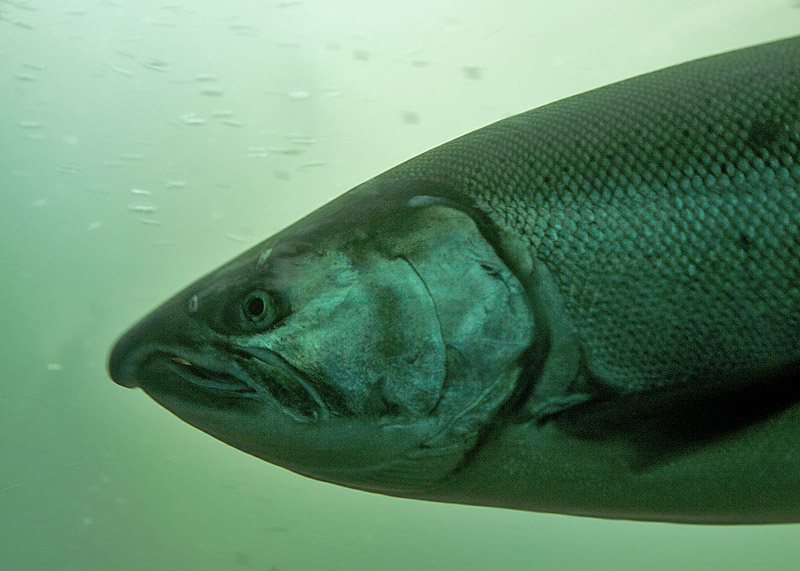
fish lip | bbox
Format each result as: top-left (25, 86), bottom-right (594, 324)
top-left (157, 345), bottom-right (332, 422)
top-left (112, 335), bottom-right (331, 420)
top-left (128, 348), bottom-right (260, 398)
top-left (160, 351), bottom-right (259, 395)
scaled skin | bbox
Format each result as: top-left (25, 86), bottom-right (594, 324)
top-left (109, 36), bottom-right (800, 523)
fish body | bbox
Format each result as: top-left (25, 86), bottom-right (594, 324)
top-left (109, 36), bottom-right (800, 523)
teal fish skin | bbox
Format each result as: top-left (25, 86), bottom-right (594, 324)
top-left (383, 35), bottom-right (800, 398)
top-left (404, 35), bottom-right (800, 522)
top-left (109, 36), bottom-right (800, 523)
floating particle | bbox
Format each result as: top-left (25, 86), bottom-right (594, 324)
top-left (120, 153), bottom-right (144, 161)
top-left (32, 199), bottom-right (49, 207)
top-left (300, 161), bottom-right (327, 169)
top-left (247, 147), bottom-right (268, 159)
top-left (0, 484), bottom-right (24, 493)
top-left (87, 221), bottom-right (101, 231)
top-left (141, 58), bottom-right (168, 72)
top-left (26, 133), bottom-right (46, 141)
top-left (130, 188), bottom-right (152, 195)
top-left (200, 87), bottom-right (223, 97)
top-left (226, 234), bottom-right (246, 242)
top-left (138, 218), bottom-right (161, 225)
top-left (180, 112), bottom-right (205, 125)
top-left (128, 203), bottom-right (157, 213)
top-left (228, 23), bottom-right (255, 34)
top-left (103, 161), bottom-right (125, 168)
top-left (352, 49), bottom-right (370, 61)
top-left (56, 165), bottom-right (83, 174)
top-left (268, 147), bottom-right (302, 155)
top-left (114, 49), bottom-right (137, 60)
top-left (13, 20), bottom-right (35, 30)
top-left (401, 110), bottom-right (420, 125)
top-left (22, 62), bottom-right (45, 71)
top-left (13, 73), bottom-right (35, 81)
top-left (62, 135), bottom-right (79, 145)
top-left (411, 60), bottom-right (429, 68)
top-left (462, 66), bottom-right (483, 80)
top-left (265, 89), bottom-right (311, 100)
top-left (222, 119), bottom-right (243, 127)
top-left (12, 2), bottom-right (36, 11)
top-left (165, 180), bottom-right (186, 189)
top-left (286, 134), bottom-right (315, 145)
top-left (19, 121), bottom-right (42, 129)
top-left (46, 363), bottom-right (64, 371)
top-left (211, 110), bottom-right (234, 118)
top-left (110, 66), bottom-right (133, 77)
top-left (195, 74), bottom-right (217, 82)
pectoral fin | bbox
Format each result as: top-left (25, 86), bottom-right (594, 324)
top-left (551, 358), bottom-right (800, 471)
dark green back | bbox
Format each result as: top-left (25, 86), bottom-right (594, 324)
top-left (388, 36), bottom-right (800, 394)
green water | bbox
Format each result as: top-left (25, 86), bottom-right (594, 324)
top-left (2, 1), bottom-right (800, 569)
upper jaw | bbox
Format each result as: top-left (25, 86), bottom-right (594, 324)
top-left (162, 351), bottom-right (258, 395)
top-left (111, 334), bottom-right (333, 423)
top-left (110, 343), bottom-right (261, 398)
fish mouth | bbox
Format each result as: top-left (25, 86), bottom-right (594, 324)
top-left (161, 353), bottom-right (257, 396)
top-left (124, 349), bottom-right (261, 411)
top-left (114, 343), bottom-right (332, 421)
top-left (108, 315), bottom-right (335, 420)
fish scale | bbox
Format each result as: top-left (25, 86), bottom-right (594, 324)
top-left (383, 36), bottom-right (800, 393)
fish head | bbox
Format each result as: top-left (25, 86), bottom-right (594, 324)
top-left (108, 188), bottom-right (535, 494)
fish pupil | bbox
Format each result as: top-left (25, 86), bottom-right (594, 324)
top-left (243, 291), bottom-right (268, 322)
top-left (247, 297), bottom-right (265, 317)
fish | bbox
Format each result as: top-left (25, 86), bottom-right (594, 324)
top-left (108, 35), bottom-right (800, 524)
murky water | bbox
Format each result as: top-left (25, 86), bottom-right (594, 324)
top-left (2, 1), bottom-right (800, 569)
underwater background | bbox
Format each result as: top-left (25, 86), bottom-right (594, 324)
top-left (2, 1), bottom-right (800, 569)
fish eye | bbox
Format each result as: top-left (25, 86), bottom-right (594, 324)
top-left (242, 290), bottom-right (272, 324)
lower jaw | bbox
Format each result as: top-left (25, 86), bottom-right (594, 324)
top-left (137, 358), bottom-right (261, 411)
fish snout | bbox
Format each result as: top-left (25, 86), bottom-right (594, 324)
top-left (108, 299), bottom-right (191, 388)
top-left (107, 327), bottom-right (144, 388)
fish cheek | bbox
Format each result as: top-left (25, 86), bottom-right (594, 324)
top-left (265, 254), bottom-right (448, 418)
